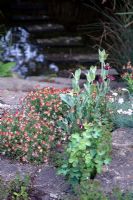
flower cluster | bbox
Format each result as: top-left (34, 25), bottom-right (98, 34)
top-left (108, 88), bottom-right (133, 128)
top-left (0, 87), bottom-right (69, 163)
top-left (117, 108), bottom-right (133, 115)
top-left (98, 63), bottom-right (115, 83)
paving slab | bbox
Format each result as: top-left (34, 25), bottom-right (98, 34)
top-left (27, 24), bottom-right (64, 33)
top-left (46, 53), bottom-right (98, 63)
top-left (0, 78), bottom-right (70, 92)
top-left (37, 36), bottom-right (83, 47)
top-left (96, 128), bottom-right (133, 193)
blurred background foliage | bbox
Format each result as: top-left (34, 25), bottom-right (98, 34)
top-left (81, 0), bottom-right (133, 72)
top-left (0, 0), bottom-right (133, 74)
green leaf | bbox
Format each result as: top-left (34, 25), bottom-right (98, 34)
top-left (82, 131), bottom-right (92, 139)
top-left (90, 149), bottom-right (97, 157)
top-left (72, 78), bottom-right (80, 93)
top-left (85, 154), bottom-right (92, 162)
top-left (73, 69), bottom-right (81, 81)
top-left (98, 151), bottom-right (106, 156)
top-left (71, 133), bottom-right (80, 141)
top-left (93, 128), bottom-right (101, 138)
top-left (61, 164), bottom-right (68, 169)
top-left (60, 94), bottom-right (75, 107)
top-left (86, 66), bottom-right (97, 83)
top-left (57, 168), bottom-right (69, 176)
top-left (98, 49), bottom-right (108, 63)
top-left (104, 158), bottom-right (111, 165)
top-left (101, 68), bottom-right (108, 80)
top-left (69, 157), bottom-right (76, 164)
top-left (0, 62), bottom-right (15, 77)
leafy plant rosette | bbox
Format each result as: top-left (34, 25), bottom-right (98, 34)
top-left (0, 87), bottom-right (69, 163)
top-left (108, 88), bottom-right (133, 128)
top-left (57, 49), bottom-right (113, 185)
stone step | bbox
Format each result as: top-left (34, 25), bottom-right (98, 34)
top-left (26, 23), bottom-right (64, 33)
top-left (26, 76), bottom-right (86, 87)
top-left (44, 47), bottom-right (94, 55)
top-left (11, 2), bottom-right (47, 11)
top-left (45, 53), bottom-right (98, 64)
top-left (11, 15), bottom-right (49, 21)
top-left (36, 36), bottom-right (83, 47)
top-left (31, 31), bottom-right (84, 40)
top-left (8, 9), bottom-right (48, 21)
top-left (0, 77), bottom-right (71, 92)
top-left (82, 68), bottom-right (119, 76)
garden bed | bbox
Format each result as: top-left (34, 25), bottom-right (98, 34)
top-left (0, 50), bottom-right (132, 200)
top-left (0, 127), bottom-right (132, 200)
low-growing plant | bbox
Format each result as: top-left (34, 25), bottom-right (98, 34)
top-left (9, 174), bottom-right (30, 200)
top-left (0, 176), bottom-right (9, 200)
top-left (0, 174), bottom-right (30, 200)
top-left (58, 49), bottom-right (112, 184)
top-left (74, 180), bottom-right (108, 200)
top-left (0, 87), bottom-right (69, 163)
top-left (112, 188), bottom-right (133, 200)
top-left (63, 181), bottom-right (133, 200)
top-left (108, 89), bottom-right (133, 128)
top-left (58, 122), bottom-right (111, 184)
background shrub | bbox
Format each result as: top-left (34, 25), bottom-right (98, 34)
top-left (84, 0), bottom-right (133, 72)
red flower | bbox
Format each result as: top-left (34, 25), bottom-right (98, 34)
top-left (104, 64), bottom-right (111, 70)
top-left (106, 75), bottom-right (115, 81)
top-left (98, 76), bottom-right (103, 83)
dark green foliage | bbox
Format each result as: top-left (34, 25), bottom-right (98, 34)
top-left (84, 0), bottom-right (133, 72)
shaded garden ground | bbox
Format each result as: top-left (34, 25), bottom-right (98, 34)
top-left (0, 76), bottom-right (132, 200)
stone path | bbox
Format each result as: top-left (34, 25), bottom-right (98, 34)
top-left (0, 77), bottom-right (70, 92)
top-left (96, 128), bottom-right (133, 193)
top-left (0, 159), bottom-right (69, 200)
top-left (0, 128), bottom-right (132, 199)
top-left (0, 77), bottom-right (73, 118)
top-left (0, 76), bottom-right (125, 116)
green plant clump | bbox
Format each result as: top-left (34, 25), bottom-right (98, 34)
top-left (63, 180), bottom-right (133, 200)
top-left (0, 175), bottom-right (30, 200)
top-left (9, 174), bottom-right (30, 200)
top-left (58, 49), bottom-right (112, 184)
